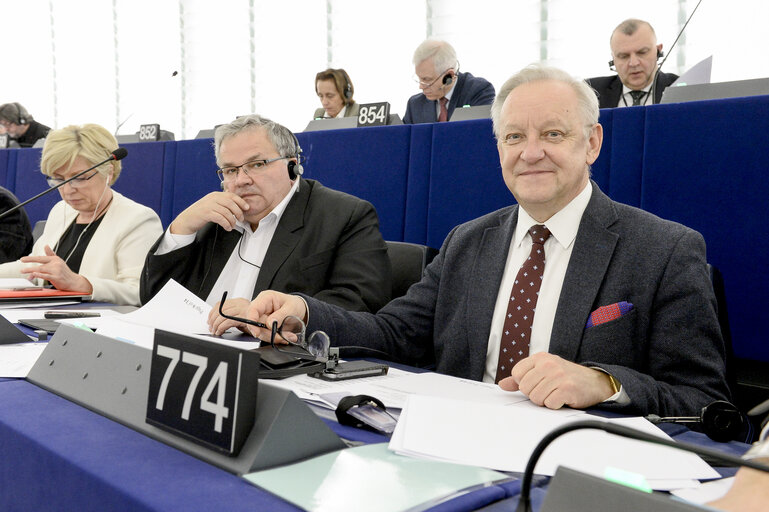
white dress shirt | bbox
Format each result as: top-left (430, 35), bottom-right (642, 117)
top-left (484, 182), bottom-right (592, 382)
top-left (155, 179), bottom-right (300, 304)
top-left (436, 84), bottom-right (455, 118)
top-left (618, 83), bottom-right (653, 107)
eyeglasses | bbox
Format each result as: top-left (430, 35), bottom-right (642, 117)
top-left (217, 291), bottom-right (330, 363)
top-left (46, 169), bottom-right (100, 189)
top-left (413, 68), bottom-right (452, 88)
top-left (216, 156), bottom-right (290, 183)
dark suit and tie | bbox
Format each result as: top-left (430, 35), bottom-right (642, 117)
top-left (246, 66), bottom-right (729, 417)
top-left (140, 178), bottom-right (391, 313)
top-left (586, 71), bottom-right (679, 108)
top-left (403, 72), bottom-right (495, 124)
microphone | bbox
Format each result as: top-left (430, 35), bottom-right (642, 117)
top-left (516, 418), bottom-right (769, 512)
top-left (0, 148), bottom-right (128, 221)
top-left (649, 0), bottom-right (703, 104)
top-left (645, 400), bottom-right (746, 443)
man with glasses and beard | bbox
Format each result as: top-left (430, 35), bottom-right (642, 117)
top-left (140, 114), bottom-right (391, 335)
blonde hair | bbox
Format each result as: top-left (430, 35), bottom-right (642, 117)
top-left (40, 124), bottom-right (121, 185)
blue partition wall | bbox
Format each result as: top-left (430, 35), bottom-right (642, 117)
top-left (12, 148), bottom-right (51, 226)
top-left (425, 119), bottom-right (511, 248)
top-left (296, 125), bottom-right (412, 243)
top-left (113, 141), bottom-right (166, 224)
top-left (641, 96), bottom-right (769, 362)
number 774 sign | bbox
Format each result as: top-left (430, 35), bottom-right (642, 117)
top-left (146, 329), bottom-right (260, 456)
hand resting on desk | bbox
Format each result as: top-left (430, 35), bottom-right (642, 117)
top-left (498, 352), bottom-right (616, 410)
top-left (20, 245), bottom-right (93, 294)
top-left (249, 291), bottom-right (617, 410)
top-left (208, 297), bottom-right (252, 335)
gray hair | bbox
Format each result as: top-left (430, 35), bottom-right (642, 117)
top-left (612, 18), bottom-right (656, 42)
top-left (491, 65), bottom-right (599, 139)
top-left (213, 114), bottom-right (300, 167)
top-left (412, 39), bottom-right (458, 75)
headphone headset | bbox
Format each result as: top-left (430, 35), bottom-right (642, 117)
top-left (442, 73), bottom-right (453, 87)
top-left (286, 132), bottom-right (304, 180)
top-left (340, 69), bottom-right (353, 102)
top-left (13, 102), bottom-right (27, 125)
top-left (646, 400), bottom-right (746, 443)
top-left (608, 48), bottom-right (664, 70)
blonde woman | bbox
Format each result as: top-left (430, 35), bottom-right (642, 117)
top-left (0, 124), bottom-right (162, 305)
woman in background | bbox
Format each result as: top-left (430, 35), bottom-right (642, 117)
top-left (313, 68), bottom-right (360, 119)
top-left (0, 123), bottom-right (162, 305)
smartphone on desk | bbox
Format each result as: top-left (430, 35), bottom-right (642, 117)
top-left (310, 360), bottom-right (388, 381)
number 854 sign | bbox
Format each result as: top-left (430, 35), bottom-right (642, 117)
top-left (146, 330), bottom-right (260, 456)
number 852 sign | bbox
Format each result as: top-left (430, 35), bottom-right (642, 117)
top-left (146, 330), bottom-right (260, 456)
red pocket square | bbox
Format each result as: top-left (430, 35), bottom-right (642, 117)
top-left (586, 301), bottom-right (634, 328)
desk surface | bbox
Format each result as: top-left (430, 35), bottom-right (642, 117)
top-left (0, 378), bottom-right (526, 511)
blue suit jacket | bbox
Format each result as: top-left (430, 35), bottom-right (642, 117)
top-left (302, 182), bottom-right (729, 417)
top-left (403, 72), bottom-right (495, 124)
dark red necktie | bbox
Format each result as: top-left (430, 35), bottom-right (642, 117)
top-left (495, 225), bottom-right (551, 383)
top-left (438, 97), bottom-right (448, 122)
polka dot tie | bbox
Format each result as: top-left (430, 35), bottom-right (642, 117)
top-left (495, 225), bottom-right (551, 383)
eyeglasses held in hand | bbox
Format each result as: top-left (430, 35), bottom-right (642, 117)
top-left (218, 291), bottom-right (330, 362)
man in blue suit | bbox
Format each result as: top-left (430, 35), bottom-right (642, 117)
top-left (246, 65), bottom-right (728, 418)
top-left (403, 39), bottom-right (495, 124)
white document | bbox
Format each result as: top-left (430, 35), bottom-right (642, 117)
top-left (268, 367), bottom-right (415, 409)
top-left (671, 476), bottom-right (733, 504)
top-left (91, 280), bottom-right (260, 350)
top-left (390, 395), bottom-right (720, 488)
top-left (0, 343), bottom-right (48, 377)
top-left (0, 278), bottom-right (41, 290)
top-left (381, 372), bottom-right (534, 407)
top-left (117, 279), bottom-right (211, 334)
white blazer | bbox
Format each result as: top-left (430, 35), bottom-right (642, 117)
top-left (0, 190), bottom-right (162, 305)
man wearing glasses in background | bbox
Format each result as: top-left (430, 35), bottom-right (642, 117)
top-left (140, 114), bottom-right (391, 334)
top-left (403, 39), bottom-right (495, 124)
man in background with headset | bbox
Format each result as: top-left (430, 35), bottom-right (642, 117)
top-left (140, 114), bottom-right (392, 333)
top-left (0, 102), bottom-right (51, 147)
top-left (586, 19), bottom-right (679, 108)
top-left (404, 39), bottom-right (495, 124)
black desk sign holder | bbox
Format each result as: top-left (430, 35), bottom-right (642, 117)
top-left (26, 325), bottom-right (346, 475)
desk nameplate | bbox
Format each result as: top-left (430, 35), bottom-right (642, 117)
top-left (27, 325), bottom-right (346, 474)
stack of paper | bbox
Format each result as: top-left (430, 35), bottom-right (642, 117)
top-left (390, 394), bottom-right (720, 490)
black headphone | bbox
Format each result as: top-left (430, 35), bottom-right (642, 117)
top-left (286, 133), bottom-right (304, 180)
top-left (340, 69), bottom-right (353, 101)
top-left (646, 400), bottom-right (745, 443)
top-left (608, 48), bottom-right (664, 70)
top-left (13, 102), bottom-right (27, 125)
top-left (442, 73), bottom-right (453, 87)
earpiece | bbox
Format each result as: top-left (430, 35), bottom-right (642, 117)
top-left (14, 102), bottom-right (27, 125)
top-left (287, 133), bottom-right (304, 180)
top-left (608, 59), bottom-right (615, 71)
top-left (442, 73), bottom-right (453, 86)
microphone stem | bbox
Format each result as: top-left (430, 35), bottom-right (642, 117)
top-left (0, 154), bottom-right (117, 221)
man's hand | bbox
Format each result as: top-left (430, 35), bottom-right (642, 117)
top-left (20, 245), bottom-right (93, 294)
top-left (498, 352), bottom-right (616, 409)
top-left (208, 297), bottom-right (251, 335)
top-left (169, 192), bottom-right (250, 235)
top-left (246, 291), bottom-right (308, 341)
